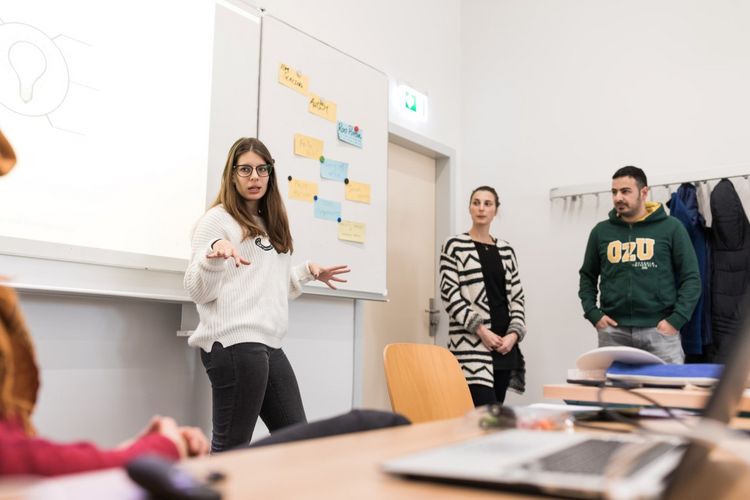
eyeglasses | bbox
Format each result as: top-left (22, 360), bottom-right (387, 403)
top-left (234, 164), bottom-right (273, 177)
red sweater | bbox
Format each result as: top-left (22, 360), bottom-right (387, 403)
top-left (0, 418), bottom-right (180, 476)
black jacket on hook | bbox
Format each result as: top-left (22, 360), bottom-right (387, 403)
top-left (709, 179), bottom-right (750, 362)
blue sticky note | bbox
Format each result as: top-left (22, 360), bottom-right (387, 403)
top-left (314, 198), bottom-right (342, 221)
top-left (320, 159), bottom-right (349, 181)
top-left (337, 121), bottom-right (362, 148)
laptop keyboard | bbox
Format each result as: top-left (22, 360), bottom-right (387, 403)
top-left (532, 439), bottom-right (677, 477)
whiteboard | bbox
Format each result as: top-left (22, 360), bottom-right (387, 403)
top-left (0, 1), bottom-right (261, 298)
top-left (258, 16), bottom-right (388, 299)
top-left (0, 0), bottom-right (260, 266)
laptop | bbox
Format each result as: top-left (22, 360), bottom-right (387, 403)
top-left (382, 295), bottom-right (750, 499)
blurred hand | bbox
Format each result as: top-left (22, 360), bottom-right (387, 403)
top-left (118, 416), bottom-right (209, 459)
top-left (207, 239), bottom-right (250, 268)
top-left (497, 332), bottom-right (519, 355)
top-left (476, 324), bottom-right (502, 351)
top-left (151, 416), bottom-right (188, 458)
top-left (656, 319), bottom-right (678, 336)
top-left (179, 426), bottom-right (210, 457)
top-left (308, 263), bottom-right (350, 289)
top-left (595, 315), bottom-right (618, 330)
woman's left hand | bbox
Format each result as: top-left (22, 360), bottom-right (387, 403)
top-left (309, 263), bottom-right (350, 289)
top-left (497, 332), bottom-right (519, 355)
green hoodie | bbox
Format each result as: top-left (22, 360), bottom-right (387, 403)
top-left (578, 202), bottom-right (701, 329)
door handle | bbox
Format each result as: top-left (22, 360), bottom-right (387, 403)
top-left (425, 298), bottom-right (439, 337)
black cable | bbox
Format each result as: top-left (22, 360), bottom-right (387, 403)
top-left (593, 382), bottom-right (694, 430)
top-left (572, 420), bottom-right (634, 433)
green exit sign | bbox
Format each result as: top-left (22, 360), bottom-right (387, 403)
top-left (405, 91), bottom-right (418, 112)
top-left (398, 84), bottom-right (428, 121)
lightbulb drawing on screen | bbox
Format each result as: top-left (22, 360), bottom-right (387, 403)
top-left (0, 17), bottom-right (90, 134)
top-left (8, 41), bottom-right (48, 104)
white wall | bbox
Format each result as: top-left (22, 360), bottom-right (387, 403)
top-left (460, 0), bottom-right (750, 404)
top-left (24, 292), bottom-right (204, 447)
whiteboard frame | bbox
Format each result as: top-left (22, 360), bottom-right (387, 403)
top-left (0, 235), bottom-right (190, 301)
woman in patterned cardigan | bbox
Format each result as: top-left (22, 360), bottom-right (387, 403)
top-left (439, 186), bottom-right (527, 406)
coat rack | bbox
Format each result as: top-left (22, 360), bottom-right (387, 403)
top-left (549, 165), bottom-right (750, 202)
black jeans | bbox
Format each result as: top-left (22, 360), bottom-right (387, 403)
top-left (469, 369), bottom-right (512, 407)
top-left (200, 342), bottom-right (307, 452)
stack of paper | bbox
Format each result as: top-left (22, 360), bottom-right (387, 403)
top-left (567, 346), bottom-right (727, 387)
top-left (606, 362), bottom-right (723, 387)
top-left (567, 346), bottom-right (665, 385)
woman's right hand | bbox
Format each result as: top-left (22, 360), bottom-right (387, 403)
top-left (207, 239), bottom-right (250, 268)
top-left (476, 324), bottom-right (503, 351)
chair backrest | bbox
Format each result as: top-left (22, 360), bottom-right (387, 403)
top-left (383, 343), bottom-right (474, 424)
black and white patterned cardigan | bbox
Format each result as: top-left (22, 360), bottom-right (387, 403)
top-left (439, 233), bottom-right (527, 392)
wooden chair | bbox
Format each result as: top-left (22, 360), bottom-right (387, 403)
top-left (383, 343), bottom-right (474, 423)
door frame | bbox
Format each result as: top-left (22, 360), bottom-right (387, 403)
top-left (351, 122), bottom-right (457, 406)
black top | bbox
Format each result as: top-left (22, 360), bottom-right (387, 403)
top-left (474, 241), bottom-right (520, 370)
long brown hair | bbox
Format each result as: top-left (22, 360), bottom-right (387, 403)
top-left (212, 138), bottom-right (293, 253)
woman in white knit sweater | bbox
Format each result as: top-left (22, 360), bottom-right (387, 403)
top-left (184, 137), bottom-right (349, 452)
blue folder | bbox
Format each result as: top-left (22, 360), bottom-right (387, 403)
top-left (606, 362), bottom-right (724, 387)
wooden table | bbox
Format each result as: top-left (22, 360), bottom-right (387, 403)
top-left (3, 416), bottom-right (750, 499)
top-left (544, 383), bottom-right (750, 412)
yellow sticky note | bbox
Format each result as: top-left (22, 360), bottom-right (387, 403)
top-left (308, 94), bottom-right (337, 122)
top-left (278, 63), bottom-right (309, 95)
top-left (288, 178), bottom-right (319, 202)
top-left (345, 181), bottom-right (371, 204)
top-left (338, 220), bottom-right (366, 243)
top-left (294, 133), bottom-right (324, 160)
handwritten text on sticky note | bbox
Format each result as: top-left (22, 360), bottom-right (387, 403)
top-left (314, 198), bottom-right (342, 221)
top-left (288, 178), bottom-right (319, 202)
top-left (345, 181), bottom-right (371, 204)
top-left (294, 133), bottom-right (324, 160)
top-left (278, 63), bottom-right (309, 95)
top-left (320, 159), bottom-right (349, 182)
top-left (338, 220), bottom-right (366, 243)
top-left (337, 121), bottom-right (362, 148)
top-left (308, 94), bottom-right (337, 122)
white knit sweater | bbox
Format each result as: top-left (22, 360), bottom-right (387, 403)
top-left (184, 206), bottom-right (314, 352)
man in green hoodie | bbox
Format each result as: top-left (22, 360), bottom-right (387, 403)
top-left (578, 166), bottom-right (701, 363)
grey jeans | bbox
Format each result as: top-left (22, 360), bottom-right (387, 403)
top-left (597, 325), bottom-right (685, 364)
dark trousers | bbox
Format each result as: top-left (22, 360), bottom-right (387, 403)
top-left (469, 369), bottom-right (512, 406)
top-left (200, 342), bottom-right (307, 452)
top-left (246, 409), bottom-right (411, 449)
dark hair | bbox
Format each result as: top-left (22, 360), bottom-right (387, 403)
top-left (612, 166), bottom-right (648, 189)
top-left (470, 185), bottom-right (499, 206)
top-left (212, 137), bottom-right (293, 254)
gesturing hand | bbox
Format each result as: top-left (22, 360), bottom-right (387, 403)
top-left (308, 263), bottom-right (350, 289)
top-left (207, 239), bottom-right (250, 268)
